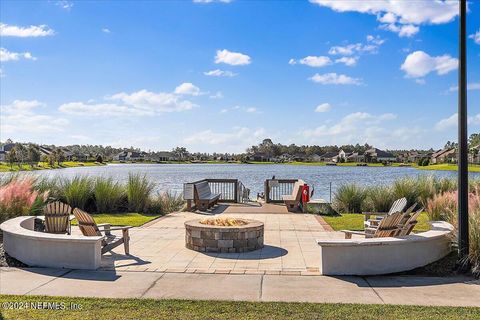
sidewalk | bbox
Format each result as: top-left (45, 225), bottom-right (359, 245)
top-left (1, 267), bottom-right (479, 307)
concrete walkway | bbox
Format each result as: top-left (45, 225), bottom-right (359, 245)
top-left (1, 267), bottom-right (479, 307)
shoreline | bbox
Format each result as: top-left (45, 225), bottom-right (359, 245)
top-left (2, 161), bottom-right (480, 173)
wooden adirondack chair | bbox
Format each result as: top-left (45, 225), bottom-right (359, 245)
top-left (367, 202), bottom-right (417, 229)
top-left (363, 197), bottom-right (407, 228)
top-left (342, 211), bottom-right (404, 239)
top-left (73, 208), bottom-right (132, 255)
top-left (44, 201), bottom-right (73, 234)
top-left (396, 208), bottom-right (423, 236)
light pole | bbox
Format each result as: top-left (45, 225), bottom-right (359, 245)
top-left (458, 0), bottom-right (469, 264)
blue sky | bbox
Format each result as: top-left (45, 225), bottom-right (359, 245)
top-left (0, 0), bottom-right (479, 153)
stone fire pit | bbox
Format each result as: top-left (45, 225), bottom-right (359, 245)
top-left (185, 218), bottom-right (264, 253)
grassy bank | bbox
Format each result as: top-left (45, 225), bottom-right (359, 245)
top-left (1, 295), bottom-right (479, 320)
top-left (416, 163), bottom-right (480, 172)
top-left (70, 213), bottom-right (162, 227)
top-left (322, 212), bottom-right (430, 232)
top-left (0, 161), bottom-right (105, 172)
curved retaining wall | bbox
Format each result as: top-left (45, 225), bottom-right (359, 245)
top-left (0, 216), bottom-right (103, 270)
top-left (317, 221), bottom-right (454, 275)
top-left (185, 219), bottom-right (264, 253)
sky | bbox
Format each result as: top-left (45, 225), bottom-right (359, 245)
top-left (0, 0), bottom-right (479, 153)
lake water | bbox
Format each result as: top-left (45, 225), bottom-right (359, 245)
top-left (8, 163), bottom-right (479, 201)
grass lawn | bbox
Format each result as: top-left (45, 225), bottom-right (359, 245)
top-left (0, 161), bottom-right (105, 172)
top-left (1, 296), bottom-right (479, 320)
top-left (71, 213), bottom-right (162, 227)
top-left (322, 212), bottom-right (430, 232)
top-left (416, 163), bottom-right (480, 172)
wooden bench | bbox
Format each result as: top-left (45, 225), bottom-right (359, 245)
top-left (282, 179), bottom-right (305, 212)
top-left (194, 181), bottom-right (221, 211)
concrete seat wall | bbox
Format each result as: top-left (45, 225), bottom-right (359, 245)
top-left (317, 221), bottom-right (454, 275)
top-left (1, 216), bottom-right (103, 270)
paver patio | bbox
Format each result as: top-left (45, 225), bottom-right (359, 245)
top-left (98, 203), bottom-right (344, 274)
top-left (2, 202), bottom-right (479, 307)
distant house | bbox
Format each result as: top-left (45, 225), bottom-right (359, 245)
top-left (126, 151), bottom-right (143, 161)
top-left (157, 151), bottom-right (175, 161)
top-left (319, 152), bottom-right (339, 163)
top-left (249, 152), bottom-right (271, 162)
top-left (469, 145), bottom-right (480, 164)
top-left (346, 152), bottom-right (365, 163)
top-left (292, 154), bottom-right (306, 162)
top-left (309, 154), bottom-right (322, 162)
top-left (0, 150), bottom-right (6, 162)
top-left (114, 151), bottom-right (128, 161)
top-left (364, 148), bottom-right (396, 163)
top-left (39, 146), bottom-right (53, 156)
top-left (0, 143), bottom-right (15, 152)
top-left (430, 148), bottom-right (456, 164)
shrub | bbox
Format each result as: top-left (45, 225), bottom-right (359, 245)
top-left (94, 177), bottom-right (125, 213)
top-left (392, 177), bottom-right (419, 208)
top-left (61, 176), bottom-right (93, 210)
top-left (126, 173), bottom-right (155, 212)
top-left (0, 178), bottom-right (47, 222)
top-left (147, 191), bottom-right (185, 214)
top-left (333, 184), bottom-right (367, 213)
top-left (366, 185), bottom-right (394, 212)
top-left (416, 175), bottom-right (438, 207)
top-left (425, 191), bottom-right (456, 221)
top-left (426, 189), bottom-right (480, 276)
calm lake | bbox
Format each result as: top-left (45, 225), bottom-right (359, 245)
top-left (10, 164), bottom-right (480, 201)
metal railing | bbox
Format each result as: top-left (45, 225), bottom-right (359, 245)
top-left (184, 178), bottom-right (251, 205)
top-left (264, 179), bottom-right (298, 203)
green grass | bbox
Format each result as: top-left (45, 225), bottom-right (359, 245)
top-left (416, 163), bottom-right (480, 172)
top-left (0, 161), bottom-right (105, 172)
top-left (71, 213), bottom-right (161, 227)
top-left (322, 212), bottom-right (430, 232)
top-left (0, 295), bottom-right (479, 320)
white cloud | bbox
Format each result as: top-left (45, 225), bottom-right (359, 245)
top-left (289, 56), bottom-right (332, 67)
top-left (214, 49), bottom-right (251, 66)
top-left (245, 107), bottom-right (258, 113)
top-left (56, 1), bottom-right (73, 10)
top-left (174, 82), bottom-right (201, 96)
top-left (401, 51), bottom-right (457, 78)
top-left (415, 79), bottom-right (426, 85)
top-left (435, 113), bottom-right (480, 131)
top-left (315, 103), bottom-right (331, 112)
top-left (377, 12), bottom-right (397, 24)
top-left (102, 28), bottom-right (111, 33)
top-left (59, 87), bottom-right (197, 117)
top-left (309, 73), bottom-right (362, 85)
top-left (310, 0), bottom-right (458, 37)
top-left (329, 35), bottom-right (384, 57)
top-left (435, 113), bottom-right (457, 131)
top-left (204, 69), bottom-right (237, 77)
top-left (184, 127), bottom-right (265, 152)
top-left (221, 105), bottom-right (260, 114)
top-left (299, 112), bottom-right (404, 147)
top-left (448, 82), bottom-right (480, 92)
top-left (1, 100), bottom-right (69, 134)
top-left (335, 56), bottom-right (357, 66)
top-left (381, 23), bottom-right (419, 37)
top-left (209, 91), bottom-right (224, 99)
top-left (0, 23), bottom-right (55, 37)
top-left (470, 30), bottom-right (480, 45)
top-left (0, 48), bottom-right (36, 62)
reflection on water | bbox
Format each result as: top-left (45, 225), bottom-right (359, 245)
top-left (6, 163), bottom-right (477, 201)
